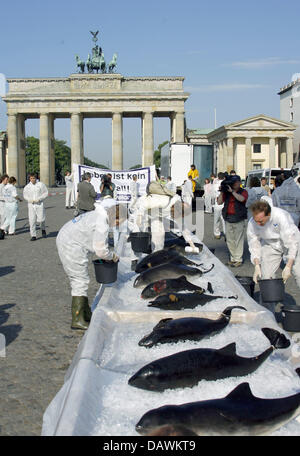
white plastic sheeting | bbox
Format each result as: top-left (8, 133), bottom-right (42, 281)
top-left (42, 234), bottom-right (300, 436)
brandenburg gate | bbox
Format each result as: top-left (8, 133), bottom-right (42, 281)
top-left (3, 74), bottom-right (189, 186)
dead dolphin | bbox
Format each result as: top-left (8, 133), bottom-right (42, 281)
top-left (135, 249), bottom-right (201, 273)
top-left (128, 328), bottom-right (290, 391)
top-left (164, 232), bottom-right (203, 254)
top-left (134, 263), bottom-right (214, 289)
top-left (135, 382), bottom-right (300, 436)
top-left (148, 292), bottom-right (237, 310)
top-left (141, 276), bottom-right (206, 299)
top-left (138, 306), bottom-right (246, 347)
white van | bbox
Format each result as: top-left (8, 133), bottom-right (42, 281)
top-left (245, 168), bottom-right (290, 189)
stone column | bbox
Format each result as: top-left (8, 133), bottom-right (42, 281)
top-left (174, 111), bottom-right (185, 142)
top-left (49, 115), bottom-right (55, 186)
top-left (71, 113), bottom-right (84, 167)
top-left (18, 114), bottom-right (26, 186)
top-left (245, 137), bottom-right (252, 177)
top-left (279, 139), bottom-right (287, 168)
top-left (269, 137), bottom-right (276, 168)
top-left (40, 113), bottom-right (51, 186)
top-left (7, 113), bottom-right (19, 181)
top-left (222, 140), bottom-right (228, 172)
top-left (142, 112), bottom-right (154, 167)
top-left (112, 112), bottom-right (123, 170)
top-left (286, 137), bottom-right (294, 168)
top-left (170, 113), bottom-right (175, 143)
top-left (227, 137), bottom-right (234, 172)
top-left (217, 141), bottom-right (223, 172)
top-left (0, 140), bottom-right (3, 175)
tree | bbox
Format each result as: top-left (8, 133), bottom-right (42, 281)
top-left (153, 140), bottom-right (168, 168)
top-left (25, 136), bottom-right (108, 182)
top-left (129, 164), bottom-right (142, 169)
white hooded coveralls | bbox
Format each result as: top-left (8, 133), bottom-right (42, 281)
top-left (23, 181), bottom-right (48, 236)
top-left (182, 180), bottom-right (193, 206)
top-left (56, 203), bottom-right (114, 297)
top-left (1, 183), bottom-right (18, 234)
top-left (213, 179), bottom-right (225, 237)
top-left (0, 182), bottom-right (6, 226)
top-left (271, 177), bottom-right (300, 226)
top-left (129, 194), bottom-right (195, 259)
top-left (247, 207), bottom-right (300, 289)
top-left (65, 174), bottom-right (75, 208)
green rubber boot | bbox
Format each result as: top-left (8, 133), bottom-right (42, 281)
top-left (83, 298), bottom-right (92, 322)
top-left (71, 296), bottom-right (89, 330)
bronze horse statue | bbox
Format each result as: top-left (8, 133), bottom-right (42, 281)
top-left (75, 55), bottom-right (85, 73)
top-left (108, 53), bottom-right (117, 73)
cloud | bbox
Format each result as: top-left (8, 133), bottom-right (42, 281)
top-left (185, 83), bottom-right (268, 93)
top-left (226, 57), bottom-right (300, 69)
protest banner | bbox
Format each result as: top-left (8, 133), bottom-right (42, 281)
top-left (72, 163), bottom-right (156, 203)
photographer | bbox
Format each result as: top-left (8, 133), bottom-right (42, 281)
top-left (100, 173), bottom-right (115, 199)
top-left (217, 174), bottom-right (248, 267)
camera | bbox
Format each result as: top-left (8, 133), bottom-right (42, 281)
top-left (220, 176), bottom-right (235, 193)
top-left (102, 174), bottom-right (111, 188)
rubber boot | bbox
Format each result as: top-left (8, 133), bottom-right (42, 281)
top-left (71, 296), bottom-right (89, 330)
top-left (83, 297), bottom-right (92, 322)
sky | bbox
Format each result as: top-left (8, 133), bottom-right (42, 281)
top-left (1, 0), bottom-right (300, 168)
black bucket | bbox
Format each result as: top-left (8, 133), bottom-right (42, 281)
top-left (93, 259), bottom-right (118, 284)
top-left (258, 278), bottom-right (284, 302)
top-left (236, 276), bottom-right (255, 298)
top-left (130, 232), bottom-right (151, 253)
top-left (281, 305), bottom-right (300, 332)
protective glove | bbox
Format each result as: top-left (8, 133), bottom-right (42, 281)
top-left (112, 252), bottom-right (119, 263)
top-left (282, 265), bottom-right (292, 284)
top-left (253, 264), bottom-right (261, 284)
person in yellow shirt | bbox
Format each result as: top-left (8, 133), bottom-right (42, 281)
top-left (188, 164), bottom-right (199, 193)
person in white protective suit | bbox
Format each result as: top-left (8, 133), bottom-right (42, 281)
top-left (247, 200), bottom-right (300, 291)
top-left (0, 174), bottom-right (9, 227)
top-left (212, 172), bottom-right (226, 239)
top-left (181, 176), bottom-right (194, 206)
top-left (23, 173), bottom-right (48, 241)
top-left (165, 176), bottom-right (177, 195)
top-left (56, 198), bottom-right (119, 330)
top-left (203, 178), bottom-right (214, 213)
top-left (1, 176), bottom-right (22, 235)
top-left (129, 193), bottom-right (198, 269)
top-left (129, 175), bottom-right (140, 213)
top-left (272, 170), bottom-right (300, 226)
top-left (65, 171), bottom-right (75, 209)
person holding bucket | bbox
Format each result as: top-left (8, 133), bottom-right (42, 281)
top-left (129, 193), bottom-right (199, 270)
top-left (56, 198), bottom-right (119, 330)
top-left (247, 200), bottom-right (300, 289)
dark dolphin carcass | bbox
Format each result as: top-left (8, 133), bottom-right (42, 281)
top-left (134, 263), bottom-right (214, 289)
top-left (138, 306), bottom-right (246, 347)
top-left (164, 232), bottom-right (203, 254)
top-left (135, 382), bottom-right (300, 436)
top-left (128, 328), bottom-right (290, 391)
top-left (134, 249), bottom-right (201, 273)
top-left (148, 292), bottom-right (237, 310)
top-left (141, 276), bottom-right (206, 299)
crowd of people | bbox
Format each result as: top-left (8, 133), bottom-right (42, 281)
top-left (1, 163), bottom-right (300, 330)
top-left (196, 167), bottom-right (300, 292)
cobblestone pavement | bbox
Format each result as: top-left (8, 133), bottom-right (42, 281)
top-left (0, 188), bottom-right (100, 436)
top-left (0, 194), bottom-right (299, 435)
